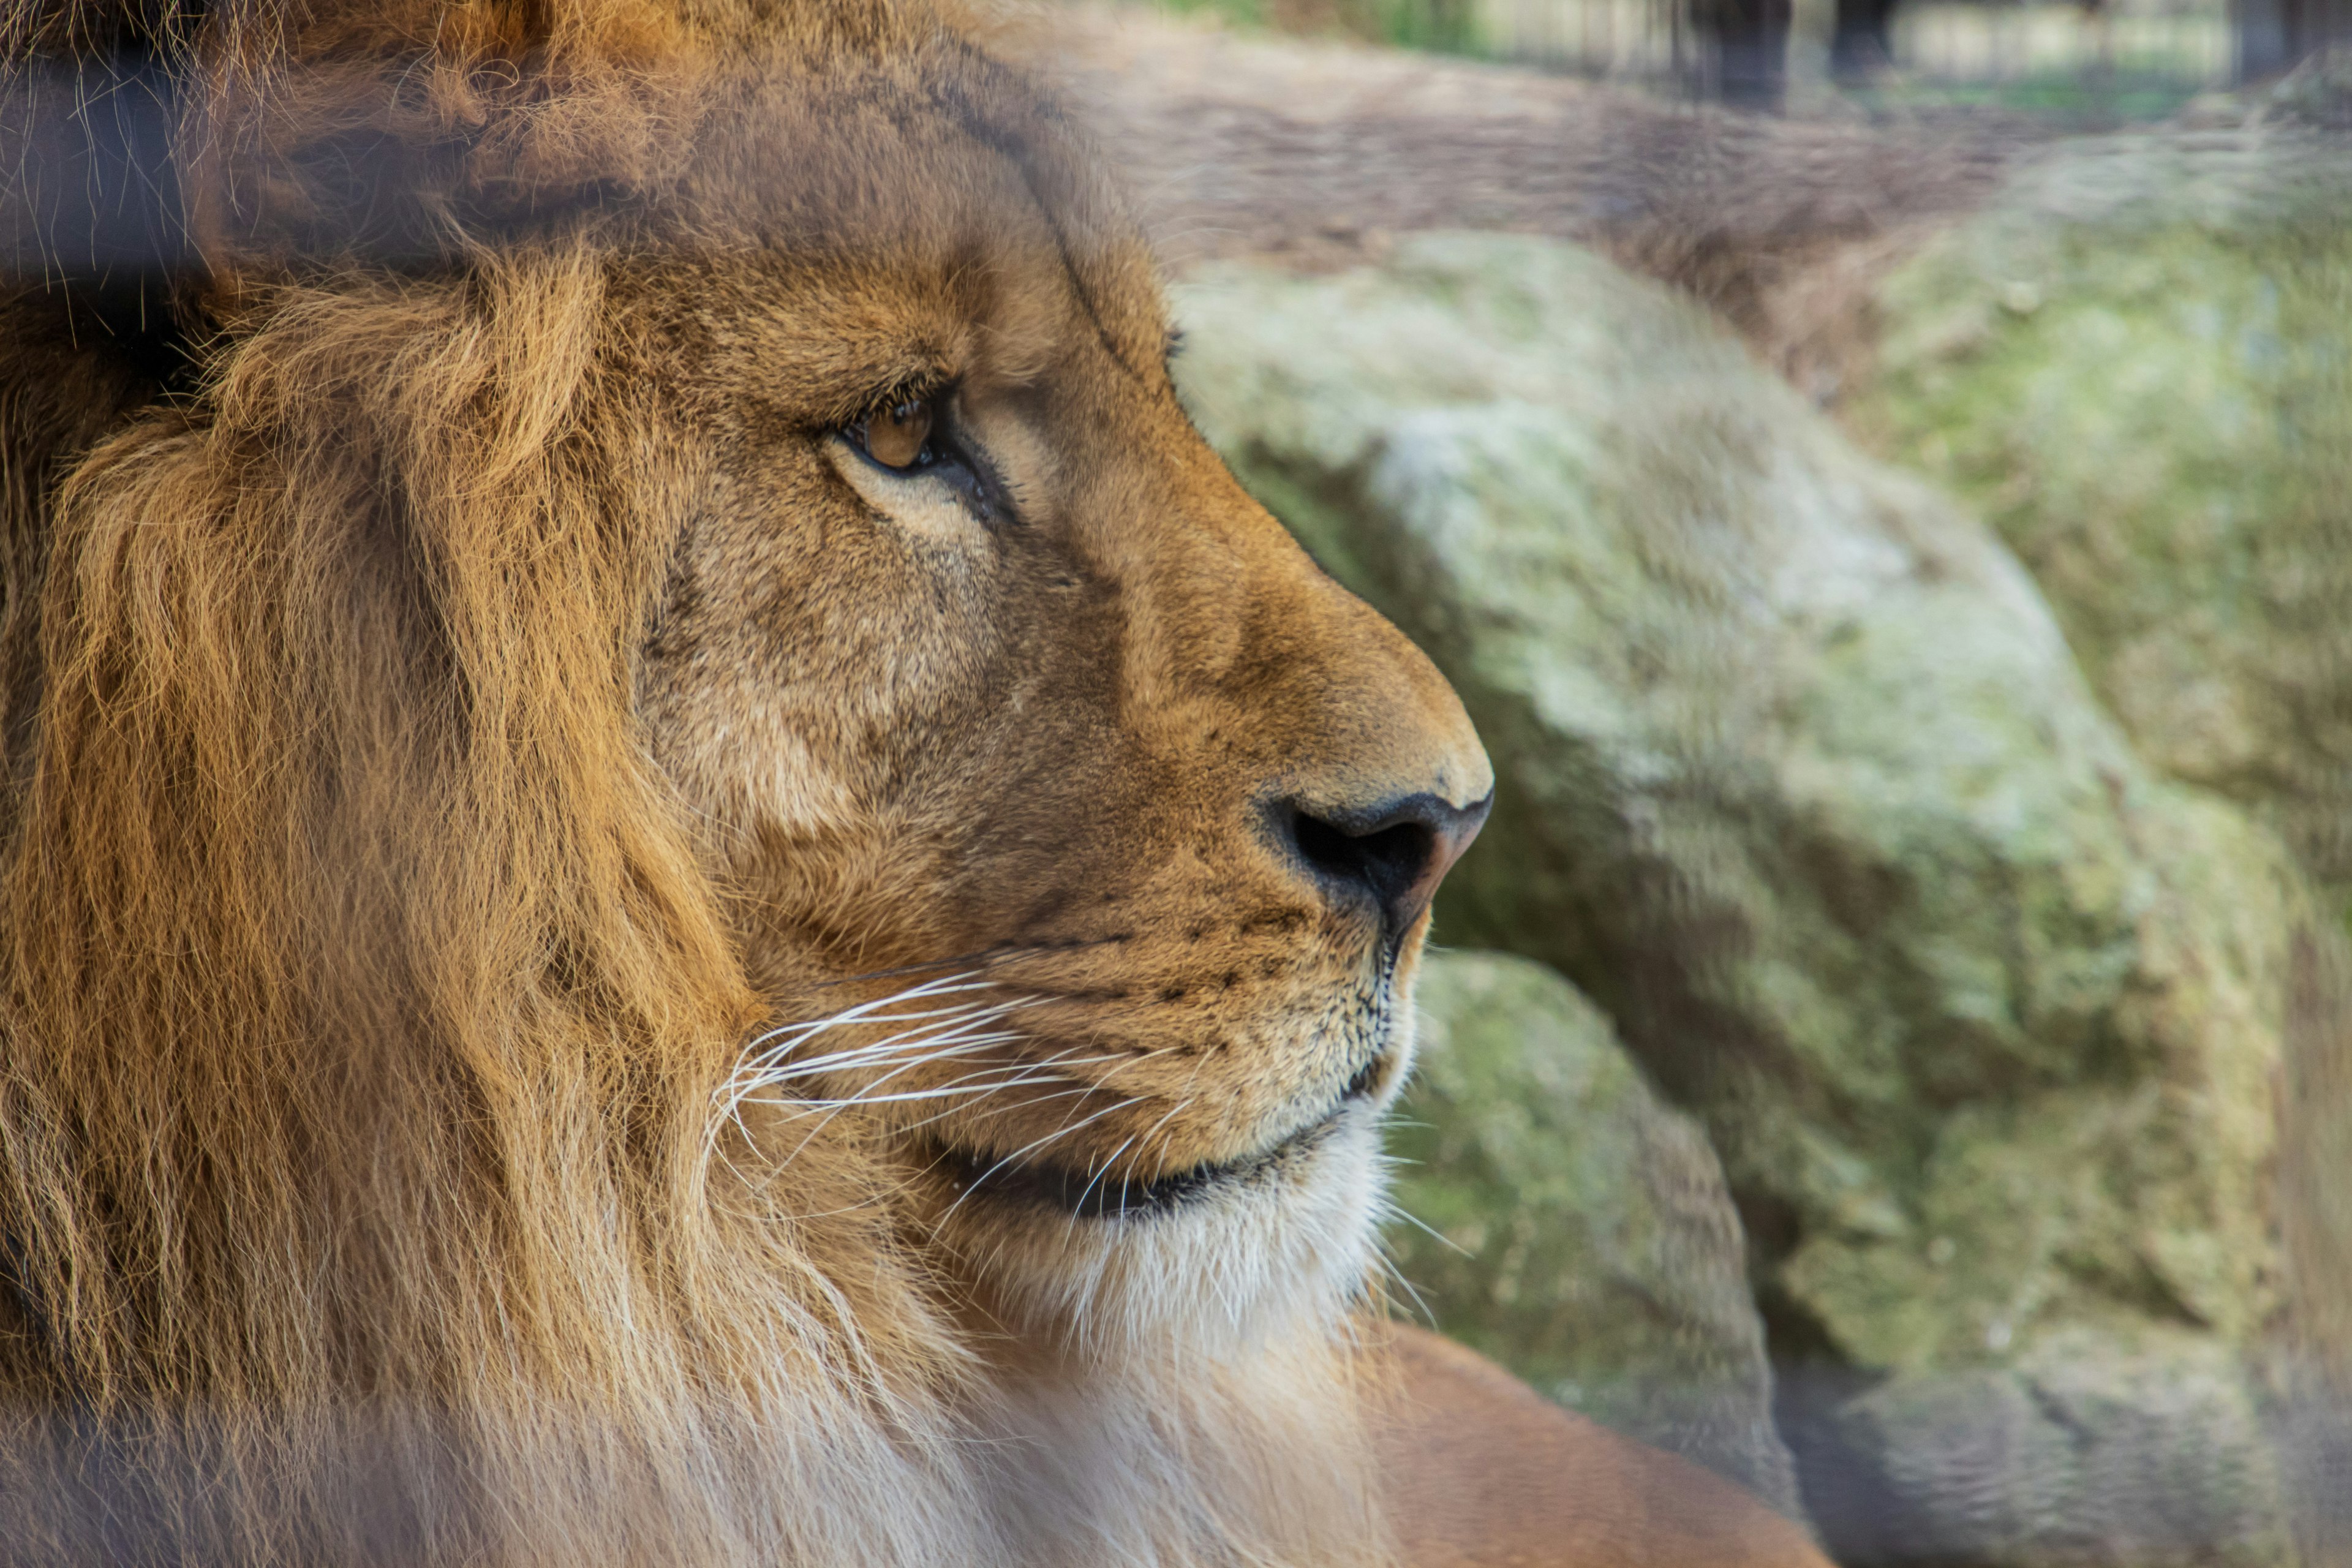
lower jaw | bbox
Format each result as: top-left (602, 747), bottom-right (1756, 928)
top-left (922, 1118), bottom-right (1390, 1364)
top-left (924, 1112), bottom-right (1345, 1223)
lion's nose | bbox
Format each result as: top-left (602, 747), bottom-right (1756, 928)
top-left (1274, 791), bottom-right (1493, 943)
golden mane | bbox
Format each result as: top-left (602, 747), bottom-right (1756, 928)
top-left (2, 9), bottom-right (1000, 1564)
top-left (2, 243), bottom-right (1003, 1568)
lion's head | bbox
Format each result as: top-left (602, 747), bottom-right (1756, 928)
top-left (0, 1), bottom-right (1488, 1561)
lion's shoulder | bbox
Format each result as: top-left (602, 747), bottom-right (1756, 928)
top-left (1371, 1324), bottom-right (1830, 1568)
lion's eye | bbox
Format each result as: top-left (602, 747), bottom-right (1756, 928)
top-left (839, 391), bottom-right (1009, 529)
top-left (862, 399), bottom-right (934, 469)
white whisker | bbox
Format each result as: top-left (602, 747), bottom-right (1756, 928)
top-left (1377, 1196), bottom-right (1470, 1258)
top-left (739, 997), bottom-right (1038, 1081)
top-left (935, 1095), bottom-right (1147, 1227)
top-left (703, 971), bottom-right (1044, 1169)
top-left (1071, 1131), bottom-right (1142, 1218)
top-left (1114, 1098), bottom-right (1195, 1219)
top-left (1373, 1247), bottom-right (1441, 1329)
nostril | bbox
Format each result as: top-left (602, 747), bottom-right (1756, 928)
top-left (1273, 791), bottom-right (1492, 940)
top-left (1289, 809), bottom-right (1434, 922)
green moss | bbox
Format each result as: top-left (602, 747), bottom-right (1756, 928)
top-left (1856, 137), bottom-right (2352, 918)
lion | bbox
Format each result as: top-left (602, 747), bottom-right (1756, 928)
top-left (0, 1), bottom-right (1830, 1562)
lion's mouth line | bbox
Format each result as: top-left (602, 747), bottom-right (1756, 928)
top-left (927, 1098), bottom-right (1355, 1221)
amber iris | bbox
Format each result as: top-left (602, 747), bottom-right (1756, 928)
top-left (865, 399), bottom-right (933, 469)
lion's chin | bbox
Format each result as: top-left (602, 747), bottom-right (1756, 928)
top-left (928, 1105), bottom-right (1389, 1363)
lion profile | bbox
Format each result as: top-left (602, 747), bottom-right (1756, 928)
top-left (0, 2), bottom-right (1845, 1562)
top-left (0, 0), bottom-right (1502, 1561)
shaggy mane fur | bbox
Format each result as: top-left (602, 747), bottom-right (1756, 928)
top-left (0, 2), bottom-right (1392, 1562)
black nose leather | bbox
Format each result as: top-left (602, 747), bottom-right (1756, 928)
top-left (1275, 791), bottom-right (1493, 940)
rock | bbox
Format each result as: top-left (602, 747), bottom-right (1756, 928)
top-left (1173, 232), bottom-right (2312, 1564)
top-left (2263, 53), bottom-right (2352, 132)
top-left (1787, 1330), bottom-right (2296, 1566)
top-left (1851, 127), bottom-right (2352, 906)
top-left (1391, 948), bottom-right (1803, 1520)
top-left (1849, 132), bottom-right (2352, 1565)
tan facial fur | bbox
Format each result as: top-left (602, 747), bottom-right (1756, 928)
top-left (635, 203), bottom-right (1491, 1355)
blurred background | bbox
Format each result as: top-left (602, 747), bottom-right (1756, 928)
top-left (1126, 0), bottom-right (2333, 114)
top-left (1043, 5), bottom-right (2351, 1562)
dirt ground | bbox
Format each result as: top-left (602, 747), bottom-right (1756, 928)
top-left (1033, 6), bottom-right (2052, 398)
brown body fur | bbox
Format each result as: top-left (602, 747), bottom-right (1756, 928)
top-left (0, 2), bottom-right (1822, 1564)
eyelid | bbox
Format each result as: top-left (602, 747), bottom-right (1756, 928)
top-left (847, 374), bottom-right (951, 432)
top-left (837, 392), bottom-right (1014, 529)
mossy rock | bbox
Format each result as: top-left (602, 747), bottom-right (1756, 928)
top-left (1175, 232), bottom-right (2299, 1371)
top-left (1853, 127), bottom-right (2352, 910)
top-left (1175, 232), bottom-right (2314, 1561)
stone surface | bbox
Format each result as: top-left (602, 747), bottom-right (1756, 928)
top-left (1847, 133), bottom-right (2352, 1565)
top-left (1852, 126), bottom-right (2352, 907)
top-left (1786, 1330), bottom-right (2296, 1566)
top-left (1390, 948), bottom-right (1803, 1519)
top-left (1174, 232), bottom-right (2312, 1563)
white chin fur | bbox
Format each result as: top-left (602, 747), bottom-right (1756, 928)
top-left (959, 1109), bottom-right (1388, 1363)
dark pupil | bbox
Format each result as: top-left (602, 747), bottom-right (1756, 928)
top-left (869, 399), bottom-right (933, 469)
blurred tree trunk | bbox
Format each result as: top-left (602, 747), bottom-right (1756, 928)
top-left (2237, 0), bottom-right (2352, 80)
top-left (1687, 0), bottom-right (1793, 107)
top-left (1828, 0), bottom-right (1896, 80)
